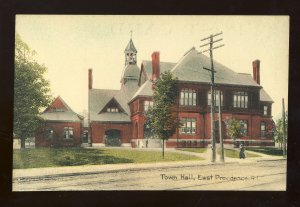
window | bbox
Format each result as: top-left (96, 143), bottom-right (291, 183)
top-left (240, 120), bottom-right (248, 136)
top-left (45, 129), bottom-right (54, 139)
top-left (107, 107), bottom-right (119, 112)
top-left (64, 127), bottom-right (74, 139)
top-left (208, 90), bottom-right (223, 106)
top-left (180, 89), bottom-right (196, 106)
top-left (233, 92), bottom-right (248, 108)
top-left (51, 107), bottom-right (64, 112)
top-left (144, 101), bottom-right (153, 111)
top-left (260, 122), bottom-right (266, 138)
top-left (180, 118), bottom-right (196, 134)
top-left (263, 106), bottom-right (268, 115)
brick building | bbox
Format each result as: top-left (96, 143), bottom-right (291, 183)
top-left (88, 38), bottom-right (275, 148)
top-left (36, 96), bottom-right (84, 147)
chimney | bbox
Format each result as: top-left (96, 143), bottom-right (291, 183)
top-left (88, 68), bottom-right (93, 89)
top-left (151, 51), bottom-right (160, 82)
top-left (252, 60), bottom-right (260, 85)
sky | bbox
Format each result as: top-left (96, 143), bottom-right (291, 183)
top-left (15, 15), bottom-right (289, 119)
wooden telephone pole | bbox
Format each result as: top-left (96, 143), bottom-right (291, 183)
top-left (199, 32), bottom-right (224, 162)
top-left (219, 92), bottom-right (224, 162)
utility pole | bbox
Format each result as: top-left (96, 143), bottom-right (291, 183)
top-left (199, 32), bottom-right (224, 163)
top-left (218, 91), bottom-right (224, 162)
top-left (282, 98), bottom-right (287, 158)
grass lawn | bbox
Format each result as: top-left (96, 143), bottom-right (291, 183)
top-left (217, 148), bottom-right (261, 158)
top-left (13, 148), bottom-right (201, 169)
top-left (245, 147), bottom-right (283, 156)
top-left (178, 148), bottom-right (207, 153)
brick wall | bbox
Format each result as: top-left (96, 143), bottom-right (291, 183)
top-left (90, 122), bottom-right (132, 144)
top-left (36, 122), bottom-right (82, 147)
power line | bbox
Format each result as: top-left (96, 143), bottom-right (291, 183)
top-left (199, 32), bottom-right (224, 163)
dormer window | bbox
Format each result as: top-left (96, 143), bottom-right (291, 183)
top-left (51, 107), bottom-right (64, 112)
top-left (100, 98), bottom-right (125, 114)
top-left (107, 107), bottom-right (119, 113)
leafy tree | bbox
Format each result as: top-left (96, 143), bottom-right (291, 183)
top-left (14, 34), bottom-right (52, 149)
top-left (146, 71), bottom-right (180, 158)
top-left (274, 111), bottom-right (288, 150)
top-left (225, 119), bottom-right (246, 147)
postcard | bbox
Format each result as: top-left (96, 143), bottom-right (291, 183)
top-left (13, 15), bottom-right (288, 191)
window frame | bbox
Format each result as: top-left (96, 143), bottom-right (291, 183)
top-left (144, 100), bottom-right (154, 111)
top-left (180, 88), bottom-right (197, 106)
top-left (180, 118), bottom-right (197, 135)
top-left (233, 92), bottom-right (248, 109)
top-left (240, 120), bottom-right (248, 136)
top-left (107, 107), bottom-right (119, 113)
top-left (45, 128), bottom-right (54, 139)
top-left (208, 90), bottom-right (223, 106)
top-left (260, 121), bottom-right (266, 138)
top-left (263, 106), bottom-right (268, 116)
top-left (64, 127), bottom-right (74, 139)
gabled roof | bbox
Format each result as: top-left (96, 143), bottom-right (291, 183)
top-left (89, 89), bottom-right (119, 122)
top-left (89, 82), bottom-right (139, 123)
top-left (99, 97), bottom-right (126, 114)
top-left (171, 47), bottom-right (261, 87)
top-left (124, 38), bottom-right (137, 53)
top-left (41, 96), bottom-right (83, 122)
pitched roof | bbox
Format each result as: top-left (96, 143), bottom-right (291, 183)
top-left (260, 88), bottom-right (274, 102)
top-left (131, 80), bottom-right (153, 101)
top-left (40, 96), bottom-right (83, 122)
top-left (124, 38), bottom-right (137, 53)
top-left (141, 60), bottom-right (176, 80)
top-left (171, 47), bottom-right (261, 87)
top-left (134, 48), bottom-right (274, 102)
top-left (89, 81), bottom-right (139, 123)
top-left (89, 89), bottom-right (118, 122)
top-left (90, 112), bottom-right (131, 123)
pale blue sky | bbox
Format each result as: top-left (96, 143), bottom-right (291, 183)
top-left (15, 15), bottom-right (289, 119)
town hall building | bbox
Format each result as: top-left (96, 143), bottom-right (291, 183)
top-left (36, 37), bottom-right (275, 148)
top-left (86, 38), bottom-right (274, 148)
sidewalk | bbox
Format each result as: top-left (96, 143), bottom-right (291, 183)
top-left (13, 147), bottom-right (286, 180)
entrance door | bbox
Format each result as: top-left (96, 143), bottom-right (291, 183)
top-left (143, 123), bottom-right (154, 139)
top-left (105, 130), bottom-right (121, 147)
top-left (82, 130), bottom-right (88, 143)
